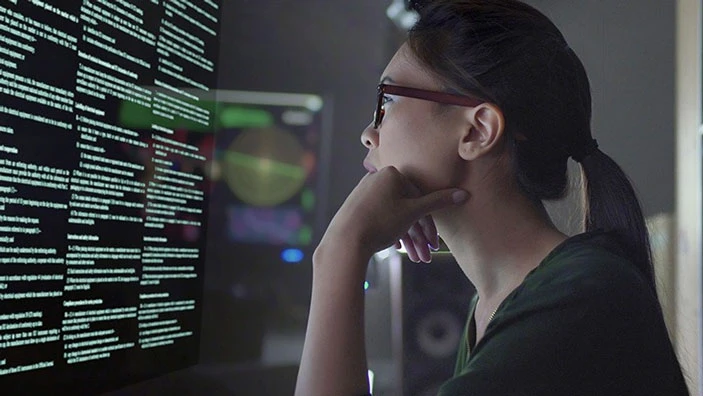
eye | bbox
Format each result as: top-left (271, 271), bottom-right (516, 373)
top-left (382, 94), bottom-right (393, 105)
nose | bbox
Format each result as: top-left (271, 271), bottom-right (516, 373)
top-left (360, 123), bottom-right (379, 149)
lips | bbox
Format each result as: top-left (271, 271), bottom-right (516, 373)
top-left (363, 160), bottom-right (377, 173)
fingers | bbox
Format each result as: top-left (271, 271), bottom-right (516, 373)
top-left (344, 167), bottom-right (461, 257)
top-left (377, 166), bottom-right (468, 218)
top-left (411, 188), bottom-right (469, 217)
top-left (401, 223), bottom-right (433, 263)
top-left (400, 234), bottom-right (420, 263)
top-left (411, 222), bottom-right (433, 263)
top-left (396, 215), bottom-right (439, 263)
top-left (418, 215), bottom-right (439, 250)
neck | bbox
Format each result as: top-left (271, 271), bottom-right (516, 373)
top-left (433, 186), bottom-right (567, 304)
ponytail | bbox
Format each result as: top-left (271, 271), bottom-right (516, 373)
top-left (579, 149), bottom-right (656, 294)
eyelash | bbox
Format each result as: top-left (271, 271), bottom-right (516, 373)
top-left (382, 95), bottom-right (393, 105)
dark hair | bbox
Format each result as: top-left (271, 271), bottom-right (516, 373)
top-left (407, 0), bottom-right (655, 292)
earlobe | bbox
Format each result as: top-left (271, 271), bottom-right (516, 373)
top-left (458, 103), bottom-right (505, 161)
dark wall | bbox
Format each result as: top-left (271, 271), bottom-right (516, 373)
top-left (528, 0), bottom-right (676, 218)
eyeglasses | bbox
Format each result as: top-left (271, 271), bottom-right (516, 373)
top-left (373, 83), bottom-right (483, 129)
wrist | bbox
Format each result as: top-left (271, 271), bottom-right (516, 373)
top-left (313, 235), bottom-right (373, 285)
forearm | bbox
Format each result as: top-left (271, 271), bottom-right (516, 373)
top-left (295, 241), bottom-right (371, 396)
top-left (293, 168), bottom-right (464, 395)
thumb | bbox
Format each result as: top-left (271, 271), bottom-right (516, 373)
top-left (410, 188), bottom-right (469, 215)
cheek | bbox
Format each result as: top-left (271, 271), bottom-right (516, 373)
top-left (380, 131), bottom-right (461, 192)
top-left (377, 120), bottom-right (427, 165)
top-left (410, 151), bottom-right (463, 193)
top-left (377, 104), bottom-right (463, 190)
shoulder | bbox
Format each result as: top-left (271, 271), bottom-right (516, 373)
top-left (440, 232), bottom-right (687, 395)
top-left (499, 230), bottom-right (662, 339)
top-left (516, 230), bottom-right (654, 308)
top-left (494, 231), bottom-right (657, 339)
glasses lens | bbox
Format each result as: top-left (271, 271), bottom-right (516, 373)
top-left (376, 108), bottom-right (384, 128)
top-left (374, 87), bottom-right (384, 128)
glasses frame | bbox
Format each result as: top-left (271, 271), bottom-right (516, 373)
top-left (373, 83), bottom-right (483, 129)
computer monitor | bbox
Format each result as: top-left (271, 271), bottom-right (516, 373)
top-left (0, 1), bottom-right (221, 393)
top-left (196, 90), bottom-right (330, 363)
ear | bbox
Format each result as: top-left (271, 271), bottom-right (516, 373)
top-left (457, 103), bottom-right (505, 161)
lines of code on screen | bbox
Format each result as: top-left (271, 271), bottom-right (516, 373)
top-left (0, 0), bottom-right (221, 393)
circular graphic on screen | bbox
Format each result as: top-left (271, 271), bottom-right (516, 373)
top-left (223, 126), bottom-right (307, 206)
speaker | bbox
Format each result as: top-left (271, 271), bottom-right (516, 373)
top-left (389, 252), bottom-right (475, 396)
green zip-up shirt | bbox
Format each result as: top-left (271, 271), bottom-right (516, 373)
top-left (438, 231), bottom-right (689, 396)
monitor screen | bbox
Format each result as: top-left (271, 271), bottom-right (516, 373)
top-left (213, 90), bottom-right (326, 249)
top-left (0, 0), bottom-right (221, 393)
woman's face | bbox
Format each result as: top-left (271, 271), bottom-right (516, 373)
top-left (360, 44), bottom-right (466, 193)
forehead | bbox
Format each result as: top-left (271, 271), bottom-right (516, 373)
top-left (381, 43), bottom-right (439, 89)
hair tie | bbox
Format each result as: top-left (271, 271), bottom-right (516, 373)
top-left (571, 138), bottom-right (599, 162)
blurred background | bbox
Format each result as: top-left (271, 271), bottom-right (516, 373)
top-left (112, 0), bottom-right (701, 395)
top-left (112, 0), bottom-right (700, 395)
top-left (2, 0), bottom-right (700, 395)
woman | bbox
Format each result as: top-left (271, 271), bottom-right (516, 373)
top-left (295, 0), bottom-right (689, 395)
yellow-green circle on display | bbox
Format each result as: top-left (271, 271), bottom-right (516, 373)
top-left (223, 127), bottom-right (307, 206)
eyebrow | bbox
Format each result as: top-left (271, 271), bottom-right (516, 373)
top-left (379, 76), bottom-right (395, 84)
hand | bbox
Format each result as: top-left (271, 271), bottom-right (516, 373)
top-left (394, 214), bottom-right (439, 263)
top-left (391, 176), bottom-right (441, 263)
top-left (321, 166), bottom-right (468, 261)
